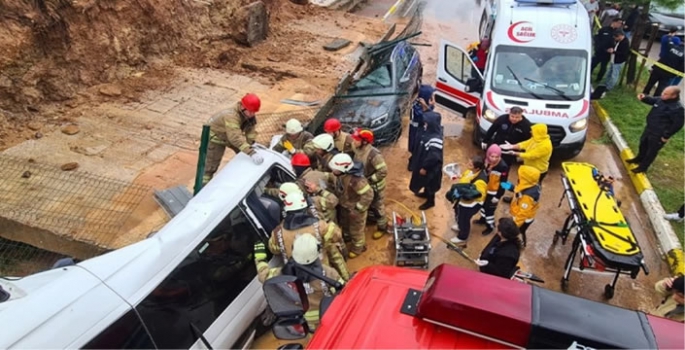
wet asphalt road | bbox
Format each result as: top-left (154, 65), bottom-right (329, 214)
top-left (350, 0), bottom-right (668, 311)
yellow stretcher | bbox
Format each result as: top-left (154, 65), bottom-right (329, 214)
top-left (554, 162), bottom-right (649, 299)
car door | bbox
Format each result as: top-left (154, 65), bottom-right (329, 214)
top-left (435, 39), bottom-right (483, 116)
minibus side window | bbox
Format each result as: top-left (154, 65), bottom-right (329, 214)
top-left (82, 309), bottom-right (156, 349)
top-left (134, 204), bottom-right (261, 349)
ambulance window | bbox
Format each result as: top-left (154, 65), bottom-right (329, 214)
top-left (134, 204), bottom-right (261, 348)
top-left (82, 309), bottom-right (156, 349)
top-left (445, 46), bottom-right (477, 83)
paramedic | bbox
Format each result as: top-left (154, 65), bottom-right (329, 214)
top-left (449, 155), bottom-right (488, 245)
top-left (501, 124), bottom-right (552, 185)
top-left (475, 144), bottom-right (509, 235)
top-left (482, 106), bottom-right (532, 168)
top-left (651, 275), bottom-right (684, 322)
top-left (204, 93), bottom-right (261, 184)
top-left (628, 86), bottom-right (684, 173)
top-left (475, 217), bottom-right (523, 279)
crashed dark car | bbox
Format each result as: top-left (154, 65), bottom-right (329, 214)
top-left (646, 4), bottom-right (684, 39)
top-left (322, 40), bottom-right (422, 146)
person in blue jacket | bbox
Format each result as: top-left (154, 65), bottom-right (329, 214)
top-left (408, 84), bottom-right (435, 171)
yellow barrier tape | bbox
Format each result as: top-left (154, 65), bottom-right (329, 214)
top-left (630, 49), bottom-right (685, 78)
top-left (593, 15), bottom-right (601, 31)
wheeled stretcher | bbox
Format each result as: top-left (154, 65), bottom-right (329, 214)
top-left (554, 162), bottom-right (649, 299)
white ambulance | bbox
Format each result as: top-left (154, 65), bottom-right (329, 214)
top-left (436, 0), bottom-right (592, 158)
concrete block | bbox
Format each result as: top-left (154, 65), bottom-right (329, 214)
top-left (234, 1), bottom-right (268, 47)
top-left (640, 190), bottom-right (682, 251)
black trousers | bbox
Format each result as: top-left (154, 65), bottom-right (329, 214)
top-left (519, 221), bottom-right (533, 246)
top-left (643, 67), bottom-right (673, 96)
top-left (479, 194), bottom-right (497, 227)
top-left (456, 204), bottom-right (481, 240)
top-left (591, 53), bottom-right (610, 82)
top-left (635, 131), bottom-right (665, 170)
top-left (678, 204), bottom-right (684, 218)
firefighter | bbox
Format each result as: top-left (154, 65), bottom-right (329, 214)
top-left (291, 153), bottom-right (339, 223)
top-left (328, 153), bottom-right (374, 258)
top-left (311, 133), bottom-right (339, 172)
top-left (269, 191), bottom-right (350, 280)
top-left (651, 275), bottom-right (684, 322)
top-left (509, 165), bottom-right (541, 247)
top-left (351, 128), bottom-right (389, 240)
top-left (475, 144), bottom-right (509, 235)
top-left (204, 93), bottom-right (262, 184)
top-left (324, 118), bottom-right (355, 156)
top-left (254, 233), bottom-right (344, 330)
top-left (272, 119), bottom-right (315, 157)
top-left (449, 156), bottom-right (488, 245)
top-left (409, 111), bottom-right (443, 210)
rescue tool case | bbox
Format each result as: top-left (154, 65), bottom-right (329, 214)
top-left (393, 211), bottom-right (431, 269)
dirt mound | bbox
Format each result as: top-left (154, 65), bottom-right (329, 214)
top-left (0, 0), bottom-right (387, 150)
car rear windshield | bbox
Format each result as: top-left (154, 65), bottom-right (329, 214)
top-left (490, 45), bottom-right (589, 101)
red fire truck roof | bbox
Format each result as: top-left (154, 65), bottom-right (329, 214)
top-left (308, 266), bottom-right (507, 349)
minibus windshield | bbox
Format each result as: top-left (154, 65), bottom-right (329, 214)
top-left (490, 45), bottom-right (588, 101)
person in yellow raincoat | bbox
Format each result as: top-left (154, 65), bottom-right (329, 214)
top-left (509, 165), bottom-right (541, 247)
top-left (501, 123), bottom-right (553, 186)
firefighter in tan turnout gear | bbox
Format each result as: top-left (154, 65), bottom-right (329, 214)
top-left (324, 118), bottom-right (355, 156)
top-left (272, 119), bottom-right (316, 157)
top-left (268, 191), bottom-right (350, 280)
top-left (351, 128), bottom-right (389, 240)
top-left (203, 93), bottom-right (262, 184)
top-left (291, 153), bottom-right (339, 224)
top-left (311, 133), bottom-right (339, 172)
top-left (328, 153), bottom-right (374, 259)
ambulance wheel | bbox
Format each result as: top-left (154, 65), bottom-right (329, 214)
top-left (561, 278), bottom-right (569, 292)
top-left (604, 284), bottom-right (614, 299)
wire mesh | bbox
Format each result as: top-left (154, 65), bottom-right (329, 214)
top-left (0, 155), bottom-right (151, 276)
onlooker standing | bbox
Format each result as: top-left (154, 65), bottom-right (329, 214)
top-left (592, 19), bottom-right (623, 84)
top-left (583, 0), bottom-right (599, 30)
top-left (600, 3), bottom-right (620, 27)
top-left (627, 86), bottom-right (685, 173)
top-left (664, 204), bottom-right (684, 222)
top-left (604, 29), bottom-right (629, 91)
top-left (643, 41), bottom-right (684, 96)
top-left (482, 106), bottom-right (532, 169)
top-left (622, 4), bottom-right (640, 40)
top-left (650, 275), bottom-right (684, 322)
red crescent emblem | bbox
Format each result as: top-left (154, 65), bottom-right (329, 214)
top-left (508, 21), bottom-right (535, 44)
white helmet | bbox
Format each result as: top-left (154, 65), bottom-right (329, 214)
top-left (328, 153), bottom-right (354, 173)
top-left (285, 119), bottom-right (303, 135)
top-left (311, 133), bottom-right (335, 152)
top-left (283, 191), bottom-right (308, 212)
top-left (279, 182), bottom-right (303, 201)
top-left (292, 233), bottom-right (320, 265)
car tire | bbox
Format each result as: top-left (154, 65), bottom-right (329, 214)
top-left (391, 109), bottom-right (402, 143)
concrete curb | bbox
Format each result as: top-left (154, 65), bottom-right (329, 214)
top-left (593, 101), bottom-right (684, 276)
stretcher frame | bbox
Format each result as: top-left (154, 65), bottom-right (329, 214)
top-left (554, 174), bottom-right (649, 299)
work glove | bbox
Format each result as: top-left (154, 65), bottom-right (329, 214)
top-left (251, 153), bottom-right (264, 165)
top-left (283, 140), bottom-right (296, 154)
top-left (491, 197), bottom-right (500, 204)
top-left (254, 241), bottom-right (267, 262)
top-left (475, 259), bottom-right (489, 267)
top-left (500, 182), bottom-right (513, 191)
top-left (499, 141), bottom-right (514, 151)
top-left (481, 142), bottom-right (487, 151)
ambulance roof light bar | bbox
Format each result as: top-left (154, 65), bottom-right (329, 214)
top-left (514, 0), bottom-right (577, 5)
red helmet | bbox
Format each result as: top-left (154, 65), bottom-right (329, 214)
top-left (323, 118), bottom-right (342, 133)
top-left (241, 93), bottom-right (261, 113)
top-left (291, 153), bottom-right (311, 167)
top-left (351, 128), bottom-right (374, 144)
